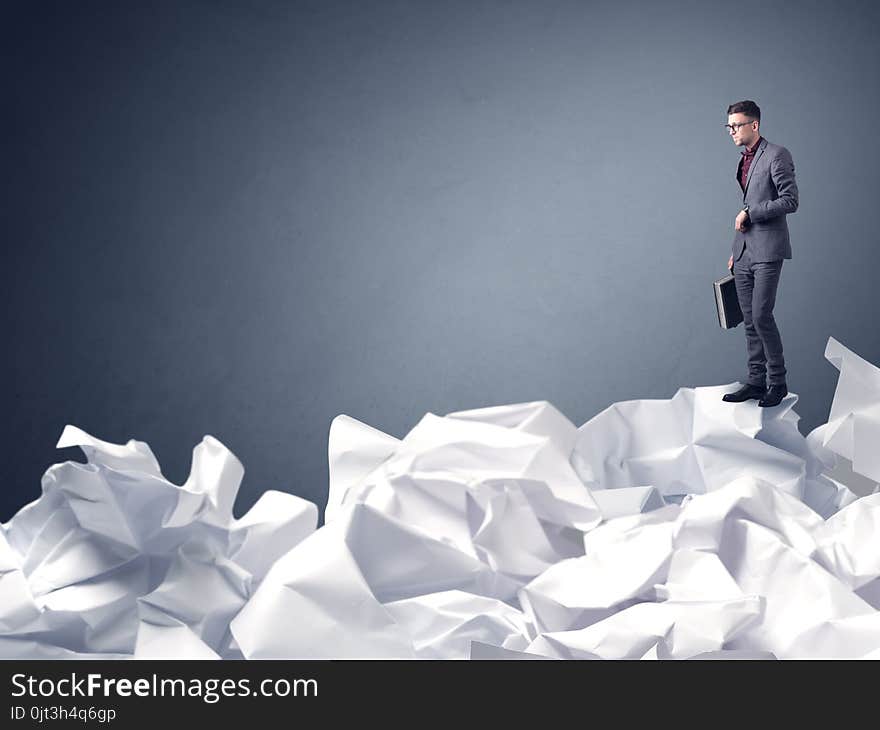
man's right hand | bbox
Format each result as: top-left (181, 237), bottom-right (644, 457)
top-left (728, 256), bottom-right (734, 272)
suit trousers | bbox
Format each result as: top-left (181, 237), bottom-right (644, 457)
top-left (733, 243), bottom-right (786, 387)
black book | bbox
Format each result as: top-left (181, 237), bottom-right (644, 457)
top-left (714, 273), bottom-right (743, 329)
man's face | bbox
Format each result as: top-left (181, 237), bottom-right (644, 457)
top-left (727, 112), bottom-right (760, 147)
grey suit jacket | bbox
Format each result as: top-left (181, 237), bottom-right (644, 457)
top-left (732, 138), bottom-right (799, 262)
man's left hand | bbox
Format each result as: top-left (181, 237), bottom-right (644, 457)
top-left (735, 209), bottom-right (750, 232)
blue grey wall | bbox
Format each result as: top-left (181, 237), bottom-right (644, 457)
top-left (6, 0), bottom-right (880, 521)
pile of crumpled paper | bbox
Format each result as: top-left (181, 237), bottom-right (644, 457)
top-left (2, 337), bottom-right (879, 659)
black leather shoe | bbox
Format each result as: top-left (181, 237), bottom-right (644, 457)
top-left (759, 384), bottom-right (788, 407)
top-left (722, 384), bottom-right (766, 403)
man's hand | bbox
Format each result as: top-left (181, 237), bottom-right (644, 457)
top-left (734, 209), bottom-right (750, 232)
top-left (728, 255), bottom-right (734, 272)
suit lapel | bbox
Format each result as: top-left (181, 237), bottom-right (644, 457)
top-left (743, 138), bottom-right (767, 198)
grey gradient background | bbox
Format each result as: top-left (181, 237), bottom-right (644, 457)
top-left (5, 0), bottom-right (880, 522)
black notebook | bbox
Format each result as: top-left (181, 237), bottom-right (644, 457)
top-left (714, 273), bottom-right (743, 329)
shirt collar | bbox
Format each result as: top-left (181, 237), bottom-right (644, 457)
top-left (742, 136), bottom-right (763, 156)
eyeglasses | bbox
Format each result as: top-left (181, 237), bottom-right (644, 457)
top-left (724, 121), bottom-right (756, 133)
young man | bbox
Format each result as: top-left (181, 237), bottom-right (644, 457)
top-left (721, 100), bottom-right (798, 408)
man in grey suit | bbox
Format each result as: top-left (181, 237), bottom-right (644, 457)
top-left (721, 100), bottom-right (799, 408)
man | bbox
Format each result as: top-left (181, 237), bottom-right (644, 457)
top-left (721, 100), bottom-right (798, 408)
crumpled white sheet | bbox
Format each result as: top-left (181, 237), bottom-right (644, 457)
top-left (3, 336), bottom-right (880, 659)
top-left (0, 428), bottom-right (317, 659)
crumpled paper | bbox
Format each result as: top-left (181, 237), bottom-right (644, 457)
top-left (3, 336), bottom-right (880, 659)
top-left (0, 428), bottom-right (316, 658)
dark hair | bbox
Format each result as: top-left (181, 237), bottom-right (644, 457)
top-left (727, 100), bottom-right (761, 122)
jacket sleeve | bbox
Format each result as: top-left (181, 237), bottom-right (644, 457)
top-left (748, 147), bottom-right (799, 223)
